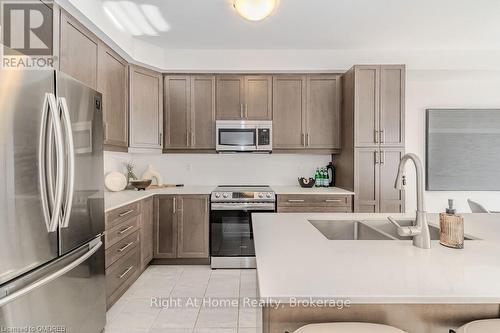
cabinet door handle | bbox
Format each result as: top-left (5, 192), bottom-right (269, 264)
top-left (380, 129), bottom-right (385, 143)
top-left (245, 104), bottom-right (248, 118)
top-left (240, 104), bottom-right (244, 118)
top-left (118, 225), bottom-right (134, 235)
top-left (381, 150), bottom-right (385, 165)
top-left (173, 197), bottom-right (176, 214)
top-left (306, 133), bottom-right (310, 147)
top-left (159, 132), bottom-right (163, 145)
top-left (186, 132), bottom-right (189, 146)
top-left (288, 199), bottom-right (305, 203)
top-left (325, 199), bottom-right (342, 203)
top-left (118, 209), bottom-right (134, 217)
top-left (191, 132), bottom-right (195, 147)
top-left (118, 241), bottom-right (134, 253)
top-left (118, 266), bottom-right (133, 279)
top-left (374, 150), bottom-right (379, 165)
top-left (374, 130), bottom-right (379, 144)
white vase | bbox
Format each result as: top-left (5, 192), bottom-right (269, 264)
top-left (142, 164), bottom-right (163, 186)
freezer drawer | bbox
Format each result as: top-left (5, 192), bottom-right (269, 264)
top-left (0, 237), bottom-right (106, 333)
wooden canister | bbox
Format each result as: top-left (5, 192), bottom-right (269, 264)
top-left (439, 213), bottom-right (464, 249)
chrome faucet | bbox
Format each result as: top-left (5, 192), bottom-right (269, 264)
top-left (388, 153), bottom-right (431, 249)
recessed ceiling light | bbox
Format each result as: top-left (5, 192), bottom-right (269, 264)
top-left (233, 0), bottom-right (277, 21)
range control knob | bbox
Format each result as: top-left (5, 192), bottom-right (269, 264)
top-left (214, 193), bottom-right (220, 198)
top-left (266, 193), bottom-right (272, 198)
top-left (222, 193), bottom-right (229, 198)
top-left (258, 193), bottom-right (264, 198)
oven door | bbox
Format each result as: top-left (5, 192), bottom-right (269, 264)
top-left (210, 207), bottom-right (273, 258)
top-left (217, 127), bottom-right (257, 152)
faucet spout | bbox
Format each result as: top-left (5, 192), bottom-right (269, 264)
top-left (391, 153), bottom-right (430, 249)
top-left (394, 153), bottom-right (425, 213)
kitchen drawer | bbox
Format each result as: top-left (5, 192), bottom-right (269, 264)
top-left (106, 246), bottom-right (139, 298)
top-left (105, 231), bottom-right (140, 268)
top-left (105, 215), bottom-right (140, 249)
top-left (105, 201), bottom-right (140, 230)
top-left (277, 194), bottom-right (352, 207)
top-left (277, 206), bottom-right (353, 213)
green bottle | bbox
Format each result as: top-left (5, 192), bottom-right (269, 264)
top-left (314, 168), bottom-right (320, 187)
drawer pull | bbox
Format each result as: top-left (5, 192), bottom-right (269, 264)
top-left (117, 241), bottom-right (134, 253)
top-left (118, 209), bottom-right (134, 217)
top-left (288, 199), bottom-right (305, 203)
top-left (118, 266), bottom-right (133, 279)
top-left (118, 225), bottom-right (134, 235)
top-left (325, 199), bottom-right (342, 203)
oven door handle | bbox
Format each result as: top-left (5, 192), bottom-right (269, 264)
top-left (210, 204), bottom-right (275, 211)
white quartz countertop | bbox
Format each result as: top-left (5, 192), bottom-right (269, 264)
top-left (271, 185), bottom-right (355, 195)
top-left (252, 212), bottom-right (500, 304)
top-left (105, 185), bottom-right (354, 211)
top-left (105, 186), bottom-right (215, 212)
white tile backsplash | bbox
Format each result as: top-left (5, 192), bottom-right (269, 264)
top-left (104, 152), bottom-right (331, 186)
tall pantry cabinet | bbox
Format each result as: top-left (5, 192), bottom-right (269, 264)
top-left (336, 65), bottom-right (406, 213)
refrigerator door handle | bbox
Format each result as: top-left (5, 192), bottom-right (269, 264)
top-left (58, 97), bottom-right (75, 228)
top-left (0, 239), bottom-right (102, 308)
top-left (39, 93), bottom-right (65, 233)
top-left (39, 93), bottom-right (53, 232)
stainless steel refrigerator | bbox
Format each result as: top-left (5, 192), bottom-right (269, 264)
top-left (0, 69), bottom-right (106, 333)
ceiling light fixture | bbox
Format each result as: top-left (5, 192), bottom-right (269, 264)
top-left (233, 0), bottom-right (277, 21)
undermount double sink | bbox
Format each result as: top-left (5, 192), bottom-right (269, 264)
top-left (309, 219), bottom-right (476, 241)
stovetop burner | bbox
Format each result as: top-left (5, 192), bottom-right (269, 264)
top-left (211, 185), bottom-right (275, 203)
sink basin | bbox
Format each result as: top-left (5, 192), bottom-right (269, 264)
top-left (309, 220), bottom-right (394, 240)
top-left (373, 219), bottom-right (476, 241)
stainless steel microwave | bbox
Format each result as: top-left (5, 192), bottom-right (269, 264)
top-left (216, 120), bottom-right (272, 152)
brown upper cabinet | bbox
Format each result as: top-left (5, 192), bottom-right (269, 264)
top-left (351, 65), bottom-right (405, 147)
top-left (59, 11), bottom-right (99, 90)
top-left (164, 75), bottom-right (216, 150)
top-left (216, 75), bottom-right (272, 120)
top-left (59, 9), bottom-right (128, 152)
top-left (273, 74), bottom-right (341, 152)
top-left (129, 66), bottom-right (163, 151)
top-left (306, 75), bottom-right (341, 149)
top-left (98, 44), bottom-right (129, 151)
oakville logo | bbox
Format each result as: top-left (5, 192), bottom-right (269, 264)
top-left (1, 1), bottom-right (53, 56)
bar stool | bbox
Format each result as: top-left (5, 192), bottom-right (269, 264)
top-left (453, 319), bottom-right (500, 332)
top-left (294, 322), bottom-right (406, 333)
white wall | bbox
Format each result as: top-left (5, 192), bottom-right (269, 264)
top-left (68, 0), bottom-right (500, 213)
top-left (104, 152), bottom-right (331, 187)
top-left (405, 70), bottom-right (500, 213)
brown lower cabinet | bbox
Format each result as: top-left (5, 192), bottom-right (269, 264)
top-left (154, 195), bottom-right (209, 259)
top-left (277, 194), bottom-right (353, 213)
top-left (140, 197), bottom-right (154, 270)
top-left (105, 197), bottom-right (154, 308)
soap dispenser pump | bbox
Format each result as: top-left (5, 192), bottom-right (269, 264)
top-left (439, 199), bottom-right (464, 249)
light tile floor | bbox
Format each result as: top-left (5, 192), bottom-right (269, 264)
top-left (105, 265), bottom-right (263, 333)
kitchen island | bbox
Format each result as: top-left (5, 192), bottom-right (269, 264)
top-left (252, 213), bottom-right (500, 333)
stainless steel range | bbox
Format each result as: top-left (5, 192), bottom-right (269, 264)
top-left (210, 185), bottom-right (276, 269)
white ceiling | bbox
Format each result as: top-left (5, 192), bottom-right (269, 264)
top-left (109, 0), bottom-right (500, 50)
